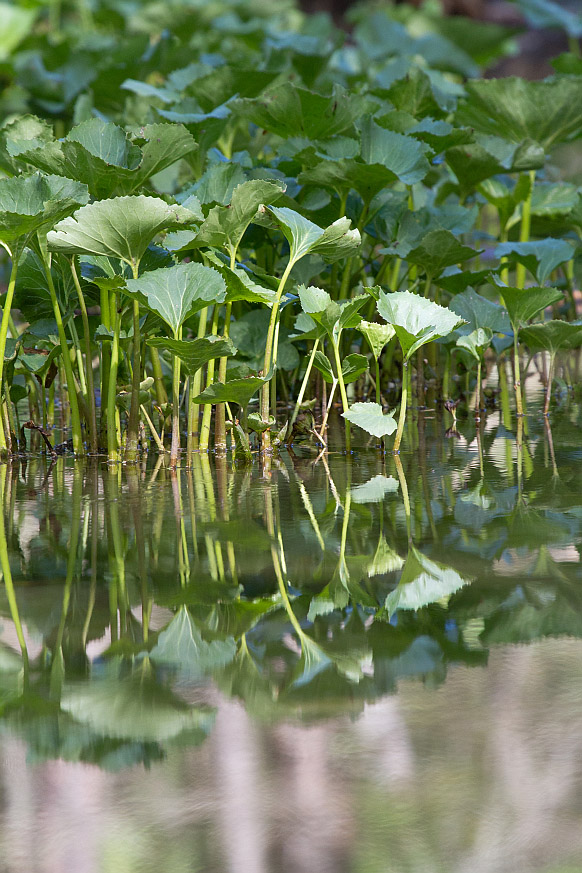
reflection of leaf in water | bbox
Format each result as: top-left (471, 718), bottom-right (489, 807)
top-left (291, 634), bottom-right (332, 688)
top-left (61, 673), bottom-right (214, 742)
top-left (350, 475), bottom-right (399, 504)
top-left (150, 606), bottom-right (237, 677)
top-left (482, 596), bottom-right (582, 645)
top-left (383, 546), bottom-right (470, 618)
top-left (368, 536), bottom-right (404, 577)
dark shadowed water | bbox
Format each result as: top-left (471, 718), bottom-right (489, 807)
top-left (1, 404), bottom-right (582, 873)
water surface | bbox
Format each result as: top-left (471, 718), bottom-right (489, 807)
top-left (1, 408), bottom-right (582, 872)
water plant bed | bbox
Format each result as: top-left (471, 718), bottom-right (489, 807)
top-left (0, 0), bottom-right (581, 466)
top-left (1, 0), bottom-right (582, 868)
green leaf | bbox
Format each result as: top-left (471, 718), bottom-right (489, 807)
top-left (342, 402), bottom-right (397, 438)
top-left (195, 179), bottom-right (286, 256)
top-left (312, 350), bottom-right (334, 383)
top-left (0, 173), bottom-right (89, 253)
top-left (520, 320), bottom-right (582, 354)
top-left (456, 327), bottom-right (493, 360)
top-left (313, 351), bottom-right (368, 384)
top-left (377, 291), bottom-right (466, 361)
top-left (47, 196), bottom-right (198, 268)
top-left (450, 288), bottom-right (511, 333)
top-left (359, 320), bottom-right (395, 360)
top-left (18, 120), bottom-right (198, 199)
top-left (494, 239), bottom-right (574, 285)
top-left (193, 373), bottom-right (270, 407)
top-left (0, 3), bottom-right (36, 60)
top-left (405, 229), bottom-right (480, 278)
top-left (196, 253), bottom-right (276, 305)
top-left (359, 117), bottom-right (432, 185)
top-left (150, 607), bottom-right (236, 677)
top-left (233, 82), bottom-right (371, 140)
top-left (229, 310), bottom-right (299, 371)
top-left (446, 139), bottom-right (545, 193)
top-left (350, 475), bottom-right (399, 504)
top-left (383, 546), bottom-right (470, 618)
top-left (124, 262), bottom-right (226, 335)
top-left (456, 77), bottom-right (582, 151)
top-left (264, 207), bottom-right (361, 266)
top-left (0, 115), bottom-right (53, 175)
top-left (13, 249), bottom-right (75, 322)
top-left (147, 335), bottom-right (236, 376)
top-left (298, 285), bottom-right (368, 343)
top-left (494, 282), bottom-right (563, 328)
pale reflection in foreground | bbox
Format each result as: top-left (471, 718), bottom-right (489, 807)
top-left (1, 639), bottom-right (582, 873)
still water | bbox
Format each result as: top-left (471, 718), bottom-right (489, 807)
top-left (1, 408), bottom-right (582, 873)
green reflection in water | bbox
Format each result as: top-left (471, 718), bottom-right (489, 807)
top-left (0, 411), bottom-right (582, 767)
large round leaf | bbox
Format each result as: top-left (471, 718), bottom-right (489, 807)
top-left (47, 195), bottom-right (198, 268)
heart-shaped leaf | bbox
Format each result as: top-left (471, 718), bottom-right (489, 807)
top-left (0, 172), bottom-right (89, 254)
top-left (405, 228), bottom-right (481, 278)
top-left (147, 335), bottom-right (236, 376)
top-left (456, 327), bottom-right (493, 360)
top-left (194, 178), bottom-right (286, 258)
top-left (494, 239), bottom-right (574, 285)
top-left (520, 320), bottom-right (582, 354)
top-left (494, 281), bottom-right (563, 328)
top-left (359, 320), bottom-right (395, 360)
top-left (124, 262), bottom-right (226, 335)
top-left (450, 288), bottom-right (511, 333)
top-left (377, 290), bottom-right (466, 361)
top-left (343, 402), bottom-right (397, 438)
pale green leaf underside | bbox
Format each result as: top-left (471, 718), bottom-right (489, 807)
top-left (343, 402), bottom-right (397, 438)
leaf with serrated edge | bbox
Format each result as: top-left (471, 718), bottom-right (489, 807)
top-left (343, 402), bottom-right (397, 438)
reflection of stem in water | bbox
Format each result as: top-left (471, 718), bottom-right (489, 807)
top-left (0, 466), bottom-right (28, 668)
top-left (128, 468), bottom-right (152, 641)
top-left (296, 478), bottom-right (325, 552)
top-left (216, 455), bottom-right (238, 585)
top-left (82, 470), bottom-right (99, 648)
top-left (476, 426), bottom-right (484, 479)
top-left (104, 468), bottom-right (127, 642)
top-left (418, 416), bottom-right (437, 541)
top-left (544, 418), bottom-right (559, 478)
top-left (171, 471), bottom-right (190, 590)
top-left (321, 453), bottom-right (343, 514)
top-left (264, 487), bottom-right (303, 639)
top-left (55, 466), bottom-right (83, 650)
top-left (516, 417), bottom-right (524, 498)
top-left (186, 469), bottom-right (199, 560)
top-left (200, 454), bottom-right (223, 581)
top-left (394, 455), bottom-right (411, 543)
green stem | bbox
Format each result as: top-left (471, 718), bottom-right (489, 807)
top-left (215, 300), bottom-right (232, 452)
top-left (39, 239), bottom-right (84, 455)
top-left (199, 305), bottom-right (220, 453)
top-left (544, 352), bottom-right (555, 417)
top-left (513, 331), bottom-right (524, 417)
top-left (170, 329), bottom-right (182, 467)
top-left (290, 338), bottom-right (319, 427)
top-left (332, 338), bottom-right (351, 451)
top-left (126, 261), bottom-right (142, 462)
top-left (261, 258), bottom-right (295, 452)
top-left (71, 258), bottom-right (98, 453)
top-left (187, 305), bottom-right (209, 454)
top-left (393, 359), bottom-right (408, 453)
top-left (0, 253), bottom-right (20, 456)
top-left (516, 171), bottom-right (535, 290)
top-left (107, 293), bottom-right (121, 462)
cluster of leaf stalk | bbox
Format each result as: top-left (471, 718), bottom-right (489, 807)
top-left (0, 0), bottom-right (582, 465)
